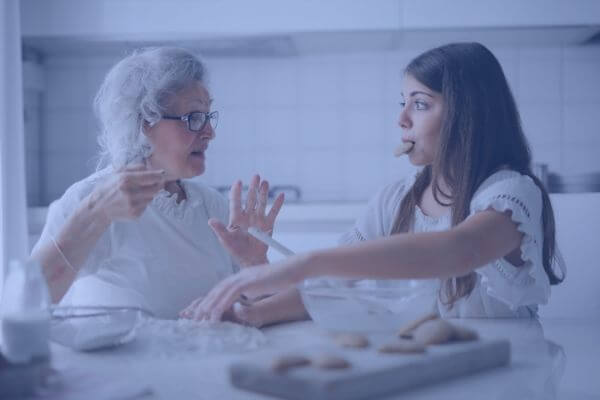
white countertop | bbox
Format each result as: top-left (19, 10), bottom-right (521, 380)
top-left (20, 193), bottom-right (600, 398)
top-left (41, 317), bottom-right (599, 400)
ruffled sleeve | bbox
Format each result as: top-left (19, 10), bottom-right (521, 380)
top-left (469, 170), bottom-right (553, 309)
top-left (31, 169), bottom-right (112, 275)
top-left (338, 176), bottom-right (414, 245)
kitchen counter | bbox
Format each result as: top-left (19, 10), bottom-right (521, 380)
top-left (22, 193), bottom-right (600, 398)
top-left (41, 317), bottom-right (599, 400)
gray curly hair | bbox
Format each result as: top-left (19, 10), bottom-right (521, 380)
top-left (94, 47), bottom-right (206, 169)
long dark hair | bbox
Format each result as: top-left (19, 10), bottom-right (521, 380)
top-left (390, 42), bottom-right (563, 307)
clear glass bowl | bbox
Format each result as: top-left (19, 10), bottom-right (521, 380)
top-left (299, 278), bottom-right (440, 332)
top-left (49, 306), bottom-right (150, 351)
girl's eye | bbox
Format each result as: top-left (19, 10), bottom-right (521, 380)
top-left (399, 101), bottom-right (406, 108)
top-left (415, 101), bottom-right (428, 110)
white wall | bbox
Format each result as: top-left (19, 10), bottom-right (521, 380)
top-left (29, 44), bottom-right (600, 204)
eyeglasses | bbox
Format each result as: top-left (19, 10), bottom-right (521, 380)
top-left (162, 111), bottom-right (219, 133)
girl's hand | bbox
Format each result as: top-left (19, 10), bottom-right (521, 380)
top-left (209, 174), bottom-right (284, 266)
top-left (179, 256), bottom-right (307, 322)
top-left (178, 296), bottom-right (265, 327)
top-left (223, 302), bottom-right (265, 328)
top-left (179, 298), bottom-right (264, 328)
top-left (89, 164), bottom-right (165, 222)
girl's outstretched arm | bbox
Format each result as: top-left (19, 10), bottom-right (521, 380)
top-left (183, 209), bottom-right (522, 321)
top-left (316, 209), bottom-right (523, 280)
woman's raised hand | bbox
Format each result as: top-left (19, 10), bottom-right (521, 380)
top-left (90, 164), bottom-right (166, 223)
top-left (208, 174), bottom-right (285, 266)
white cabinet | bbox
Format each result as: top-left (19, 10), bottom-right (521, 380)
top-left (20, 0), bottom-right (600, 57)
top-left (21, 0), bottom-right (600, 41)
top-left (20, 0), bottom-right (401, 39)
top-left (403, 0), bottom-right (600, 29)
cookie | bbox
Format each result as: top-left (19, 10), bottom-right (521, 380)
top-left (397, 312), bottom-right (439, 339)
top-left (271, 355), bottom-right (311, 373)
top-left (332, 333), bottom-right (369, 349)
top-left (412, 319), bottom-right (455, 345)
top-left (412, 319), bottom-right (479, 345)
top-left (452, 324), bottom-right (479, 342)
top-left (312, 354), bottom-right (351, 370)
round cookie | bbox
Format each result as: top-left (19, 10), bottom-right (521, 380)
top-left (412, 319), bottom-right (455, 345)
top-left (452, 324), bottom-right (479, 342)
top-left (312, 354), bottom-right (351, 370)
top-left (271, 354), bottom-right (311, 373)
top-left (332, 333), bottom-right (369, 349)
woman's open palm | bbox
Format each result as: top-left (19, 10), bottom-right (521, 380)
top-left (209, 174), bottom-right (284, 266)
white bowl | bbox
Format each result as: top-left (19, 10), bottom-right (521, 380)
top-left (299, 278), bottom-right (439, 332)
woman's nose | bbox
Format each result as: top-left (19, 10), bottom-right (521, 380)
top-left (200, 123), bottom-right (215, 140)
top-left (398, 108), bottom-right (411, 130)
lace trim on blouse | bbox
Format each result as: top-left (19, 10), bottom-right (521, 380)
top-left (151, 181), bottom-right (205, 224)
top-left (469, 173), bottom-right (553, 308)
top-left (352, 227), bottom-right (367, 242)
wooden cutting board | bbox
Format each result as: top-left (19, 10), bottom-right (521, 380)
top-left (230, 339), bottom-right (510, 400)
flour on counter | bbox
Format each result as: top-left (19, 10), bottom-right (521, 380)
top-left (133, 318), bottom-right (267, 358)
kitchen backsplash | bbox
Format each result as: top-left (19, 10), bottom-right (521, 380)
top-left (24, 45), bottom-right (600, 206)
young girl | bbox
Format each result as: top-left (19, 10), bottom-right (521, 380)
top-left (182, 42), bottom-right (566, 324)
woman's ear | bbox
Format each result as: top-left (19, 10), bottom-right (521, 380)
top-left (142, 120), bottom-right (154, 138)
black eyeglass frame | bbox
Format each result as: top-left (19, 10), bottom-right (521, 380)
top-left (162, 111), bottom-right (219, 132)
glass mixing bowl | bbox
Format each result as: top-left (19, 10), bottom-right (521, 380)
top-left (49, 306), bottom-right (152, 351)
top-left (299, 278), bottom-right (440, 332)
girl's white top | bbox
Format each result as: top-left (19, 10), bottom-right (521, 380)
top-left (339, 169), bottom-right (566, 318)
top-left (32, 169), bottom-right (235, 319)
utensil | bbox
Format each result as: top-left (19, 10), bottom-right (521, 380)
top-left (248, 227), bottom-right (296, 257)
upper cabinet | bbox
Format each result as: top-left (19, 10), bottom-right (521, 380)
top-left (20, 0), bottom-right (600, 56)
top-left (402, 0), bottom-right (600, 29)
top-left (21, 0), bottom-right (600, 40)
top-left (20, 0), bottom-right (401, 39)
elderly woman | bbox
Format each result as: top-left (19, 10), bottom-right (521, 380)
top-left (31, 47), bottom-right (284, 319)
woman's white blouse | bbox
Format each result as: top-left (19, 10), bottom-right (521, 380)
top-left (32, 169), bottom-right (235, 318)
top-left (339, 169), bottom-right (566, 318)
